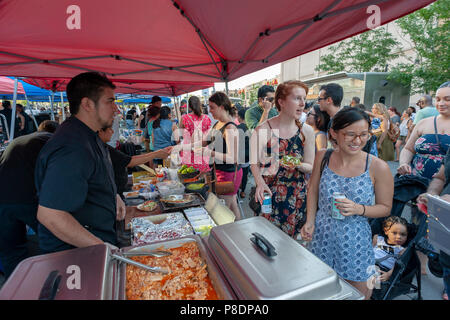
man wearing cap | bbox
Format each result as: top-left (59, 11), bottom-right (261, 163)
top-left (413, 95), bottom-right (439, 125)
top-left (35, 72), bottom-right (124, 254)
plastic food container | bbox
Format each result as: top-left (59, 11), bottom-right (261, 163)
top-left (156, 180), bottom-right (185, 198)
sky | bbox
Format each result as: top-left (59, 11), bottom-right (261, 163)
top-left (185, 63), bottom-right (281, 97)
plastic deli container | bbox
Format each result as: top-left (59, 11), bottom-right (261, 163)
top-left (206, 217), bottom-right (364, 300)
top-left (156, 180), bottom-right (185, 198)
top-left (183, 207), bottom-right (216, 237)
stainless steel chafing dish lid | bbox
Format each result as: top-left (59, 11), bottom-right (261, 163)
top-left (208, 217), bottom-right (363, 300)
top-left (0, 244), bottom-right (116, 300)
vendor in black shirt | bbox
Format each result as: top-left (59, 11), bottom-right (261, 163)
top-left (0, 125), bottom-right (57, 278)
top-left (35, 72), bottom-right (124, 254)
top-left (98, 126), bottom-right (172, 196)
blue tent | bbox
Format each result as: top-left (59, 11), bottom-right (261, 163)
top-left (0, 78), bottom-right (66, 101)
top-left (118, 94), bottom-right (171, 104)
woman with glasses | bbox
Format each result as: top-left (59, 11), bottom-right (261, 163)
top-left (301, 107), bottom-right (393, 299)
top-left (305, 104), bottom-right (330, 152)
top-left (251, 80), bottom-right (315, 238)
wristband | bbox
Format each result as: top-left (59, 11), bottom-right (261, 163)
top-left (360, 205), bottom-right (366, 216)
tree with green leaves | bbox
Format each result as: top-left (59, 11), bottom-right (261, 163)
top-left (388, 0), bottom-right (450, 94)
top-left (315, 26), bottom-right (401, 74)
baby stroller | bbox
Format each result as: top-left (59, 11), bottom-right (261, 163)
top-left (371, 214), bottom-right (427, 300)
top-left (371, 212), bottom-right (428, 300)
top-left (370, 174), bottom-right (429, 235)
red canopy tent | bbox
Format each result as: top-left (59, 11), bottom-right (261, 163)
top-left (0, 0), bottom-right (435, 94)
top-left (0, 76), bottom-right (25, 95)
top-left (23, 77), bottom-right (214, 97)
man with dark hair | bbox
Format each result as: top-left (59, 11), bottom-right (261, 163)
top-left (16, 104), bottom-right (35, 136)
top-left (0, 100), bottom-right (13, 139)
top-left (37, 120), bottom-right (59, 134)
top-left (245, 85), bottom-right (277, 130)
top-left (351, 97), bottom-right (360, 107)
top-left (151, 95), bottom-right (162, 108)
top-left (318, 83), bottom-right (344, 131)
top-left (125, 106), bottom-right (137, 129)
top-left (98, 126), bottom-right (172, 196)
top-left (0, 130), bottom-right (54, 278)
top-left (35, 72), bottom-right (123, 254)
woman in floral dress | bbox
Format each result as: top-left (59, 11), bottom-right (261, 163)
top-left (179, 96), bottom-right (212, 172)
top-left (251, 80), bottom-right (315, 238)
top-left (398, 82), bottom-right (450, 180)
top-left (398, 82), bottom-right (450, 274)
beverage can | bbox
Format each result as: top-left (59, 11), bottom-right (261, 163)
top-left (261, 193), bottom-right (272, 214)
top-left (332, 192), bottom-right (346, 220)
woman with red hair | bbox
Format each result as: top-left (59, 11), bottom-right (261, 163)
top-left (250, 80), bottom-right (315, 238)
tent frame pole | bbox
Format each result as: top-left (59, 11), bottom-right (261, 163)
top-left (10, 77), bottom-right (18, 140)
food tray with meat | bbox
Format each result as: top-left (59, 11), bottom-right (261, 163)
top-left (117, 236), bottom-right (235, 300)
top-left (130, 213), bottom-right (194, 245)
top-left (160, 193), bottom-right (205, 212)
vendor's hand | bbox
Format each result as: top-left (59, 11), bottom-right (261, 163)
top-left (300, 220), bottom-right (315, 241)
top-left (155, 146), bottom-right (172, 159)
top-left (171, 144), bottom-right (183, 155)
top-left (116, 194), bottom-right (126, 221)
top-left (397, 163), bottom-right (412, 175)
top-left (334, 198), bottom-right (363, 217)
top-left (254, 183), bottom-right (272, 205)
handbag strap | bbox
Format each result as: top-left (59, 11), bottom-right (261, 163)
top-left (434, 116), bottom-right (443, 153)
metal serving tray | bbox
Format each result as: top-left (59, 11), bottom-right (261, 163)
top-left (0, 244), bottom-right (117, 300)
top-left (115, 235), bottom-right (235, 300)
top-left (207, 217), bottom-right (364, 300)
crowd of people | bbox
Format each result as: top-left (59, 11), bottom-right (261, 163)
top-left (0, 71), bottom-right (448, 300)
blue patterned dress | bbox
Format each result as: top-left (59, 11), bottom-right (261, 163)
top-left (310, 154), bottom-right (376, 282)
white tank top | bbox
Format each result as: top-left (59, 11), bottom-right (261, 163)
top-left (373, 236), bottom-right (404, 270)
top-left (399, 119), bottom-right (409, 136)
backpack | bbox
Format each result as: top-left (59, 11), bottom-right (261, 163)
top-left (387, 121), bottom-right (400, 142)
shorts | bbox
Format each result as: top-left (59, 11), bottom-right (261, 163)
top-left (215, 168), bottom-right (243, 196)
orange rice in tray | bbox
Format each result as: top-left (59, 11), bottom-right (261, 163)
top-left (125, 242), bottom-right (219, 300)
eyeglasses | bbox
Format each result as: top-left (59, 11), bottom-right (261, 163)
top-left (264, 97), bottom-right (275, 103)
top-left (307, 111), bottom-right (317, 117)
top-left (343, 132), bottom-right (370, 142)
top-left (317, 97), bottom-right (327, 102)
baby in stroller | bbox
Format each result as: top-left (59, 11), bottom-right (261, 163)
top-left (373, 216), bottom-right (409, 282)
